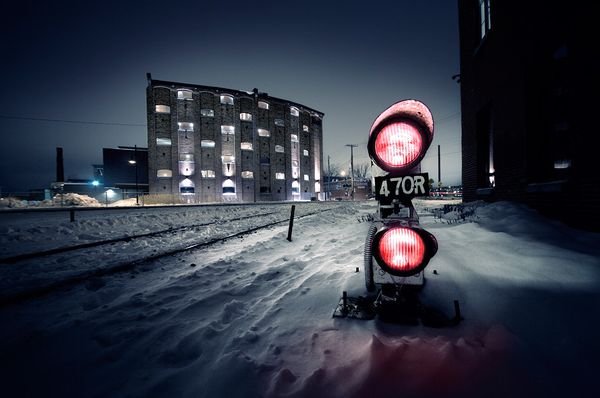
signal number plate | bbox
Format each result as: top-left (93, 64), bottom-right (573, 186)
top-left (375, 173), bottom-right (429, 201)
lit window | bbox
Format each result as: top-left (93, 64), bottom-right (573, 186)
top-left (201, 170), bottom-right (216, 178)
top-left (157, 169), bottom-right (172, 178)
top-left (292, 180), bottom-right (300, 195)
top-left (242, 171), bottom-right (254, 179)
top-left (221, 155), bottom-right (235, 163)
top-left (554, 160), bottom-right (571, 169)
top-left (180, 153), bottom-right (194, 161)
top-left (275, 145), bottom-right (284, 153)
top-left (290, 107), bottom-right (299, 117)
top-left (177, 90), bottom-right (193, 100)
top-left (178, 122), bottom-right (194, 131)
top-left (201, 140), bottom-right (215, 148)
top-left (222, 179), bottom-right (235, 194)
top-left (240, 113), bottom-right (253, 121)
top-left (179, 160), bottom-right (194, 176)
top-left (155, 105), bottom-right (170, 113)
top-left (303, 125), bottom-right (309, 132)
top-left (221, 125), bottom-right (235, 135)
top-left (276, 172), bottom-right (285, 180)
top-left (201, 109), bottom-right (215, 117)
top-left (304, 174), bottom-right (309, 181)
top-left (241, 142), bottom-right (253, 150)
top-left (315, 182), bottom-right (321, 193)
top-left (303, 149), bottom-right (309, 156)
top-left (156, 138), bottom-right (172, 146)
top-left (479, 0), bottom-right (492, 39)
top-left (291, 134), bottom-right (299, 142)
top-left (220, 95), bottom-right (234, 105)
top-left (274, 119), bottom-right (284, 127)
top-left (258, 128), bottom-right (270, 137)
top-left (179, 178), bottom-right (195, 194)
top-left (258, 101), bottom-right (269, 110)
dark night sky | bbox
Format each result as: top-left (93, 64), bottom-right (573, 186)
top-left (0, 0), bottom-right (461, 194)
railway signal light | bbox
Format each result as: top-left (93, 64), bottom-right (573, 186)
top-left (366, 99), bottom-right (437, 280)
top-left (372, 224), bottom-right (438, 277)
top-left (368, 99), bottom-right (434, 173)
top-left (335, 99), bottom-right (461, 326)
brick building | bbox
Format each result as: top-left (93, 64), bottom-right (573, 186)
top-left (458, 1), bottom-right (598, 229)
top-left (146, 74), bottom-right (324, 203)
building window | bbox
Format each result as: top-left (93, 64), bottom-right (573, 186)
top-left (177, 90), bottom-right (193, 100)
top-left (242, 171), bottom-right (254, 179)
top-left (476, 105), bottom-right (494, 188)
top-left (221, 155), bottom-right (235, 164)
top-left (554, 160), bottom-right (571, 169)
top-left (304, 174), bottom-right (309, 181)
top-left (157, 169), bottom-right (172, 178)
top-left (156, 138), bottom-right (172, 146)
top-left (201, 170), bottom-right (215, 178)
top-left (303, 149), bottom-right (309, 156)
top-left (258, 101), bottom-right (269, 110)
top-left (155, 105), bottom-right (170, 113)
top-left (179, 161), bottom-right (195, 176)
top-left (240, 112), bottom-right (253, 121)
top-left (178, 122), bottom-right (194, 132)
top-left (315, 181), bottom-right (321, 193)
top-left (201, 109), bottom-right (215, 117)
top-left (201, 140), bottom-right (215, 148)
top-left (179, 178), bottom-right (195, 194)
top-left (274, 119), bottom-right (285, 127)
top-left (479, 0), bottom-right (492, 40)
top-left (180, 153), bottom-right (194, 161)
top-left (222, 179), bottom-right (235, 194)
top-left (221, 125), bottom-right (235, 135)
top-left (303, 125), bottom-right (309, 132)
top-left (220, 95), bottom-right (234, 105)
top-left (291, 180), bottom-right (300, 195)
top-left (290, 134), bottom-right (299, 143)
top-left (275, 172), bottom-right (285, 180)
top-left (290, 107), bottom-right (299, 117)
top-left (241, 142), bottom-right (253, 150)
top-left (275, 145), bottom-right (284, 153)
top-left (258, 128), bottom-right (270, 137)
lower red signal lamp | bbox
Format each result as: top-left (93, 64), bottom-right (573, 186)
top-left (372, 225), bottom-right (438, 277)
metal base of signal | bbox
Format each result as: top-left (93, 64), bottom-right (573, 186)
top-left (333, 286), bottom-right (463, 327)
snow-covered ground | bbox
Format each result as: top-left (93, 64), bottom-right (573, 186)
top-left (1, 200), bottom-right (599, 397)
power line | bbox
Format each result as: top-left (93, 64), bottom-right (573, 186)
top-left (0, 115), bottom-right (147, 127)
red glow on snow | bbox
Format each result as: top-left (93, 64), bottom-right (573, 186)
top-left (374, 121), bottom-right (424, 169)
top-left (378, 228), bottom-right (425, 272)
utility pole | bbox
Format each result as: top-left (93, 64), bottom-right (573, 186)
top-left (437, 144), bottom-right (441, 188)
top-left (327, 155), bottom-right (331, 201)
top-left (346, 144), bottom-right (357, 200)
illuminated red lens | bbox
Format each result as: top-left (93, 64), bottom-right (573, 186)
top-left (378, 228), bottom-right (425, 272)
top-left (374, 121), bottom-right (423, 168)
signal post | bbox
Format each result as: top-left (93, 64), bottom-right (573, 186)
top-left (334, 100), bottom-right (461, 326)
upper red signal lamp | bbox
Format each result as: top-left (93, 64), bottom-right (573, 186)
top-left (368, 100), bottom-right (434, 173)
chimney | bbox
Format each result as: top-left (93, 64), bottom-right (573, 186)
top-left (56, 147), bottom-right (64, 182)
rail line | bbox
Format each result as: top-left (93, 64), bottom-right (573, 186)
top-left (0, 206), bottom-right (339, 307)
top-left (0, 210), bottom-right (279, 264)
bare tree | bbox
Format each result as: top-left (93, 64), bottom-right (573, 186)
top-left (324, 163), bottom-right (341, 178)
top-left (353, 163), bottom-right (370, 179)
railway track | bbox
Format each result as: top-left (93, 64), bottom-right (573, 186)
top-left (0, 204), bottom-right (342, 307)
